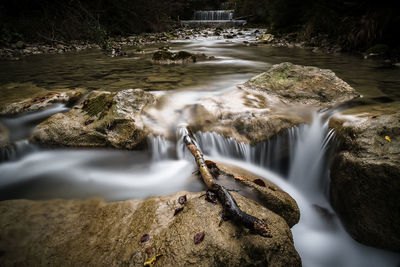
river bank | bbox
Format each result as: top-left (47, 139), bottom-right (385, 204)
top-left (2, 27), bottom-right (399, 67)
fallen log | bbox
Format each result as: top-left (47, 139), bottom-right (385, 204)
top-left (183, 135), bottom-right (272, 237)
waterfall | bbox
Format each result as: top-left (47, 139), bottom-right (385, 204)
top-left (192, 127), bottom-right (300, 176)
top-left (288, 113), bottom-right (336, 203)
top-left (0, 140), bottom-right (36, 163)
top-left (194, 10), bottom-right (233, 21)
top-left (171, 113), bottom-right (399, 267)
top-left (148, 134), bottom-right (173, 161)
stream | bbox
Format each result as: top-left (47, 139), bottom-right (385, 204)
top-left (1, 29), bottom-right (400, 266)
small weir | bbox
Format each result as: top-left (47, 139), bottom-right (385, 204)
top-left (181, 10), bottom-right (246, 27)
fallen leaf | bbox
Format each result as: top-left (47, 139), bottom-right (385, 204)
top-left (194, 232), bottom-right (205, 244)
top-left (174, 207), bottom-right (184, 216)
top-left (385, 136), bottom-right (391, 142)
top-left (178, 195), bottom-right (187, 205)
top-left (145, 247), bottom-right (153, 254)
top-left (143, 254), bottom-right (162, 267)
top-left (253, 179), bottom-right (266, 187)
top-left (140, 234), bottom-right (150, 243)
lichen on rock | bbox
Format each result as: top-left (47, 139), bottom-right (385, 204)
top-left (244, 62), bottom-right (359, 108)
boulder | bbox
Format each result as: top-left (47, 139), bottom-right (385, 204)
top-left (30, 89), bottom-right (155, 149)
top-left (0, 82), bottom-right (85, 116)
top-left (329, 103), bottom-right (400, 251)
top-left (0, 191), bottom-right (301, 266)
top-left (243, 62), bottom-right (358, 108)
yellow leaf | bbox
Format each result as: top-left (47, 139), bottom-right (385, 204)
top-left (385, 136), bottom-right (391, 142)
top-left (269, 186), bottom-right (278, 191)
top-left (143, 254), bottom-right (162, 267)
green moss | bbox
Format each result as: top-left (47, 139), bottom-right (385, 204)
top-left (152, 50), bottom-right (173, 61)
top-left (83, 93), bottom-right (115, 119)
top-left (152, 50), bottom-right (195, 62)
top-left (174, 51), bottom-right (192, 60)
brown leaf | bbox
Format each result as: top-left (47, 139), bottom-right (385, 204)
top-left (145, 247), bottom-right (153, 254)
top-left (178, 195), bottom-right (187, 205)
top-left (140, 234), bottom-right (150, 243)
top-left (253, 179), bottom-right (266, 187)
top-left (194, 232), bottom-right (205, 244)
top-left (174, 207), bottom-right (184, 216)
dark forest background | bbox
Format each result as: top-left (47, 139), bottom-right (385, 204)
top-left (1, 0), bottom-right (399, 53)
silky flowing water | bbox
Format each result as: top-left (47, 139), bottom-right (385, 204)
top-left (1, 29), bottom-right (400, 266)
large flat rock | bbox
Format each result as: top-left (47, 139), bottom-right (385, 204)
top-left (0, 191), bottom-right (301, 266)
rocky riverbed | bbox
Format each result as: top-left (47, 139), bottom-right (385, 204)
top-left (1, 31), bottom-right (400, 266)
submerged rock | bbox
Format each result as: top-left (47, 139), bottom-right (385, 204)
top-left (30, 89), bottom-right (155, 149)
top-left (0, 191), bottom-right (301, 266)
top-left (329, 103), bottom-right (400, 251)
top-left (0, 83), bottom-right (85, 116)
top-left (152, 50), bottom-right (213, 64)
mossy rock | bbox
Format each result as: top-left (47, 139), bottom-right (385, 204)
top-left (152, 50), bottom-right (174, 61)
top-left (244, 62), bottom-right (358, 108)
top-left (30, 89), bottom-right (155, 149)
top-left (82, 93), bottom-right (114, 119)
top-left (152, 50), bottom-right (206, 64)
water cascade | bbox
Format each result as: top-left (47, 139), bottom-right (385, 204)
top-left (167, 112), bottom-right (400, 267)
top-left (181, 10), bottom-right (246, 26)
top-left (194, 10), bottom-right (233, 21)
